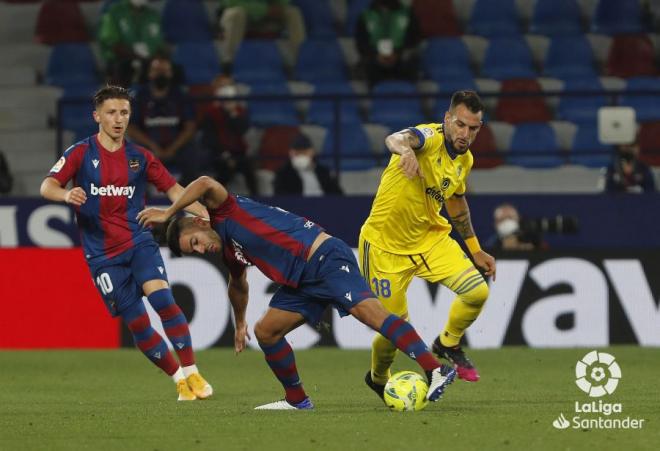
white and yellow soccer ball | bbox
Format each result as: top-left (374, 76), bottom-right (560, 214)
top-left (383, 371), bottom-right (429, 412)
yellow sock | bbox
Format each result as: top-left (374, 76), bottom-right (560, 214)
top-left (440, 272), bottom-right (490, 347)
top-left (371, 333), bottom-right (397, 385)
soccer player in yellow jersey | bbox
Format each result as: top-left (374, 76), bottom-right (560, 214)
top-left (359, 91), bottom-right (496, 398)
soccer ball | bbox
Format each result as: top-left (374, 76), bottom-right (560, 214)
top-left (383, 371), bottom-right (429, 412)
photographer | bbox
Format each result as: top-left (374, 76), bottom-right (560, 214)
top-left (603, 141), bottom-right (656, 194)
top-left (485, 203), bottom-right (578, 252)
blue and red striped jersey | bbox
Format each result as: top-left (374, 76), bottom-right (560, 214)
top-left (210, 195), bottom-right (324, 287)
top-left (48, 134), bottom-right (176, 263)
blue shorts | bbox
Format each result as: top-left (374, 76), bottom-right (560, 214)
top-left (88, 240), bottom-right (168, 317)
top-left (269, 237), bottom-right (376, 326)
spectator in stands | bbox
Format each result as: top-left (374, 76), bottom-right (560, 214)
top-left (355, 0), bottom-right (421, 87)
top-left (197, 74), bottom-right (258, 195)
top-left (484, 203), bottom-right (542, 252)
top-left (98, 0), bottom-right (167, 87)
top-left (128, 55), bottom-right (197, 183)
top-left (218, 0), bottom-right (306, 75)
top-left (0, 150), bottom-right (13, 195)
top-left (603, 141), bottom-right (656, 193)
top-left (274, 133), bottom-right (343, 196)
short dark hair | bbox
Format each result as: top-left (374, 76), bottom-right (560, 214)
top-left (93, 85), bottom-right (132, 109)
top-left (449, 90), bottom-right (484, 114)
top-left (166, 217), bottom-right (191, 257)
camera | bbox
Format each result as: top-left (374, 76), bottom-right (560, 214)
top-left (520, 215), bottom-right (579, 235)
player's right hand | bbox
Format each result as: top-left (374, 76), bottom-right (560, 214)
top-left (234, 321), bottom-right (251, 355)
top-left (64, 187), bottom-right (87, 206)
top-left (137, 207), bottom-right (171, 227)
top-left (398, 149), bottom-right (423, 179)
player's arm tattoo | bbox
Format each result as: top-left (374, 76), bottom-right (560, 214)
top-left (403, 130), bottom-right (421, 150)
top-left (445, 196), bottom-right (476, 239)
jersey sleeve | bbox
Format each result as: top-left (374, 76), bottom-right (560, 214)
top-left (144, 150), bottom-right (177, 192)
top-left (408, 123), bottom-right (442, 154)
top-left (209, 194), bottom-right (237, 224)
top-left (47, 143), bottom-right (87, 186)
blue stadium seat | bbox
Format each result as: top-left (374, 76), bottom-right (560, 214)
top-left (571, 122), bottom-right (613, 167)
top-left (508, 123), bottom-right (564, 168)
top-left (321, 122), bottom-right (375, 170)
top-left (162, 0), bottom-right (213, 43)
top-left (468, 0), bottom-right (521, 37)
top-left (591, 0), bottom-right (644, 34)
top-left (557, 78), bottom-right (608, 123)
top-left (173, 41), bottom-right (221, 85)
top-left (621, 77), bottom-right (660, 122)
top-left (530, 0), bottom-right (582, 35)
top-left (294, 0), bottom-right (336, 38)
top-left (233, 40), bottom-right (287, 84)
top-left (544, 36), bottom-right (597, 79)
top-left (295, 39), bottom-right (347, 83)
top-left (370, 81), bottom-right (425, 130)
top-left (481, 37), bottom-right (535, 80)
top-left (46, 43), bottom-right (99, 88)
top-left (434, 78), bottom-right (479, 118)
top-left (307, 81), bottom-right (361, 126)
top-left (423, 38), bottom-right (473, 83)
top-left (59, 84), bottom-right (101, 141)
top-left (345, 0), bottom-right (371, 35)
top-left (247, 82), bottom-right (299, 126)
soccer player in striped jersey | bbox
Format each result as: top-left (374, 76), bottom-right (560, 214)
top-left (40, 85), bottom-right (212, 401)
top-left (137, 176), bottom-right (457, 410)
top-left (359, 90), bottom-right (496, 397)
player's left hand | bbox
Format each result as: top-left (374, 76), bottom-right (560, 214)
top-left (234, 321), bottom-right (251, 354)
top-left (473, 250), bottom-right (496, 281)
top-left (137, 207), bottom-right (171, 227)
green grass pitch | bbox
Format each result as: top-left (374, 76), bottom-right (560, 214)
top-left (1, 346), bottom-right (657, 451)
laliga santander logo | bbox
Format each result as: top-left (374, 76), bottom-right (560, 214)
top-left (575, 350), bottom-right (622, 397)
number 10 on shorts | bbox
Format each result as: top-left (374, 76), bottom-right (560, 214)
top-left (96, 273), bottom-right (114, 295)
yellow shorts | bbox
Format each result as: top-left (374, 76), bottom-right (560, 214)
top-left (358, 233), bottom-right (476, 317)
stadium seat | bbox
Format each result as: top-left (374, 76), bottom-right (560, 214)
top-left (321, 122), bottom-right (375, 170)
top-left (621, 77), bottom-right (660, 122)
top-left (508, 123), bottom-right (564, 168)
top-left (295, 39), bottom-right (347, 83)
top-left (233, 40), bottom-right (287, 84)
top-left (34, 0), bottom-right (89, 45)
top-left (423, 38), bottom-right (472, 83)
top-left (307, 81), bottom-right (361, 126)
top-left (557, 78), bottom-right (608, 123)
top-left (248, 82), bottom-right (299, 127)
top-left (591, 0), bottom-right (644, 34)
top-left (570, 122), bottom-right (613, 167)
top-left (45, 43), bottom-right (99, 88)
top-left (470, 124), bottom-right (503, 168)
top-left (529, 0), bottom-right (583, 35)
top-left (638, 121), bottom-right (660, 166)
top-left (345, 0), bottom-right (371, 35)
top-left (369, 81), bottom-right (425, 131)
top-left (544, 36), bottom-right (597, 80)
top-left (161, 0), bottom-right (213, 43)
top-left (468, 0), bottom-right (521, 37)
top-left (495, 79), bottom-right (552, 124)
top-left (173, 41), bottom-right (221, 86)
top-left (294, 0), bottom-right (336, 38)
top-left (607, 35), bottom-right (657, 79)
top-left (412, 0), bottom-right (461, 37)
top-left (59, 84), bottom-right (101, 141)
top-left (258, 125), bottom-right (300, 171)
top-left (480, 37), bottom-right (536, 80)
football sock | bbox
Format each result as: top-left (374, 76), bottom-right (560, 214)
top-left (259, 338), bottom-right (307, 404)
top-left (370, 333), bottom-right (397, 386)
top-left (172, 367), bottom-right (186, 383)
top-left (182, 364), bottom-right (199, 378)
top-left (440, 270), bottom-right (489, 347)
top-left (379, 314), bottom-right (440, 373)
top-left (122, 301), bottom-right (179, 376)
top-left (148, 289), bottom-right (195, 366)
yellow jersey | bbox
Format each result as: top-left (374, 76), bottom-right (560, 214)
top-left (360, 123), bottom-right (473, 255)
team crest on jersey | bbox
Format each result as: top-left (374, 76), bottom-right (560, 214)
top-left (441, 177), bottom-right (450, 190)
top-left (231, 239), bottom-right (251, 266)
top-left (50, 156), bottom-right (65, 173)
top-left (129, 159), bottom-right (140, 172)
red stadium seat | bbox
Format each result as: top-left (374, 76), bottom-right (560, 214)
top-left (470, 124), bottom-right (503, 168)
top-left (638, 121), bottom-right (660, 166)
top-left (34, 0), bottom-right (89, 45)
top-left (258, 126), bottom-right (301, 171)
top-left (607, 35), bottom-right (657, 78)
top-left (495, 79), bottom-right (552, 124)
top-left (412, 0), bottom-right (461, 37)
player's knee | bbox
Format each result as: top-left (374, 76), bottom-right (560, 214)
top-left (462, 280), bottom-right (489, 307)
top-left (254, 320), bottom-right (278, 345)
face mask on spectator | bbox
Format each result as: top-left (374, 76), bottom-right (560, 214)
top-left (152, 75), bottom-right (171, 90)
top-left (216, 85), bottom-right (237, 98)
top-left (130, 0), bottom-right (148, 7)
top-left (291, 155), bottom-right (312, 171)
top-left (496, 218), bottom-right (519, 238)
